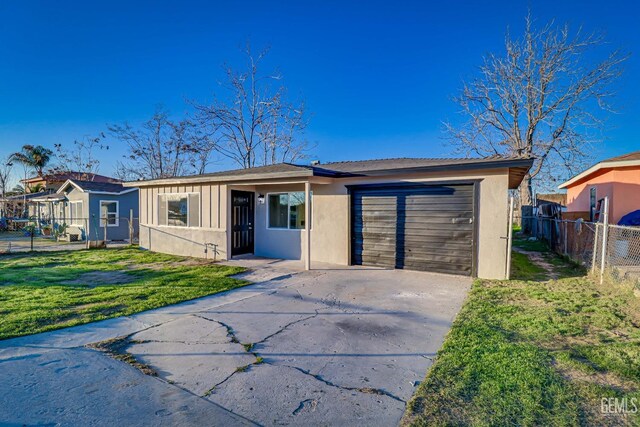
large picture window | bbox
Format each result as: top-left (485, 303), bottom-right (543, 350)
top-left (100, 201), bottom-right (119, 227)
top-left (268, 192), bottom-right (311, 230)
top-left (158, 193), bottom-right (200, 227)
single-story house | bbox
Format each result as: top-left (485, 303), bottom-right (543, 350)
top-left (559, 151), bottom-right (640, 223)
top-left (21, 171), bottom-right (118, 192)
top-left (31, 179), bottom-right (139, 241)
top-left (126, 157), bottom-right (533, 279)
top-left (1, 191), bottom-right (53, 218)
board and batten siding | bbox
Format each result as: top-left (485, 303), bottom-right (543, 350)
top-left (138, 184), bottom-right (227, 259)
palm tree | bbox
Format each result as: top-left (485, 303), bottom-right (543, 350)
top-left (9, 145), bottom-right (52, 218)
top-left (9, 145), bottom-right (53, 177)
top-left (27, 183), bottom-right (45, 193)
top-left (11, 184), bottom-right (25, 194)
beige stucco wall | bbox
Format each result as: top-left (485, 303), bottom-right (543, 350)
top-left (136, 168), bottom-right (512, 279)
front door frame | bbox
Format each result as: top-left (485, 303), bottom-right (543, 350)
top-left (230, 190), bottom-right (255, 256)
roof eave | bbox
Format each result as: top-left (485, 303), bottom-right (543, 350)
top-left (56, 179), bottom-right (84, 194)
top-left (333, 158), bottom-right (534, 189)
top-left (85, 188), bottom-right (138, 195)
top-left (124, 169), bottom-right (317, 187)
top-left (123, 158), bottom-right (535, 188)
top-left (558, 159), bottom-right (640, 189)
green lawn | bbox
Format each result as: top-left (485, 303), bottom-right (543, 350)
top-left (404, 240), bottom-right (640, 426)
top-left (0, 247), bottom-right (247, 340)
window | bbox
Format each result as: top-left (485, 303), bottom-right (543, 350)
top-left (69, 201), bottom-right (83, 226)
top-left (590, 187), bottom-right (597, 221)
top-left (158, 193), bottom-right (200, 227)
top-left (100, 201), bottom-right (119, 227)
top-left (267, 192), bottom-right (311, 230)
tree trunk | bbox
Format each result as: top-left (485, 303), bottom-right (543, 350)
top-left (519, 174), bottom-right (533, 206)
top-left (518, 174), bottom-right (534, 233)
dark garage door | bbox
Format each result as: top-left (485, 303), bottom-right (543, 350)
top-left (351, 183), bottom-right (476, 276)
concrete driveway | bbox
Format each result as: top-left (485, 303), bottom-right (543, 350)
top-left (0, 259), bottom-right (470, 426)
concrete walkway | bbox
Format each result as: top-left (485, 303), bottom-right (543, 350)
top-left (0, 259), bottom-right (470, 426)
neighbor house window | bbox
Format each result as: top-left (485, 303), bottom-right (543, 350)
top-left (158, 193), bottom-right (200, 227)
top-left (267, 192), bottom-right (311, 229)
top-left (69, 201), bottom-right (83, 226)
top-left (100, 201), bottom-right (119, 227)
top-left (590, 187), bottom-right (597, 221)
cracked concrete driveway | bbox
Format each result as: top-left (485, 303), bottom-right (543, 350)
top-left (0, 259), bottom-right (470, 426)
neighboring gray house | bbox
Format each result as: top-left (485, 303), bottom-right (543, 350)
top-left (32, 179), bottom-right (139, 241)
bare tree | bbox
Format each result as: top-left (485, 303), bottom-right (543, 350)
top-left (446, 15), bottom-right (627, 204)
top-left (192, 46), bottom-right (310, 169)
top-left (52, 133), bottom-right (109, 177)
top-left (110, 108), bottom-right (210, 180)
top-left (0, 157), bottom-right (13, 216)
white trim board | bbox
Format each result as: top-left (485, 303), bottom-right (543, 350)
top-left (558, 159), bottom-right (640, 189)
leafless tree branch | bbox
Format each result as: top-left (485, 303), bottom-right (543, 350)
top-left (447, 13), bottom-right (627, 203)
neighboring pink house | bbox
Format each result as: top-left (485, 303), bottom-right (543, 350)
top-left (559, 151), bottom-right (640, 224)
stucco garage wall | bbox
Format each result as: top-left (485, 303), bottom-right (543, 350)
top-left (309, 169), bottom-right (511, 279)
top-left (138, 183), bottom-right (228, 259)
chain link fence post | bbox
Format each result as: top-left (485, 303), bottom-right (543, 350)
top-left (129, 209), bottom-right (134, 245)
top-left (599, 197), bottom-right (610, 285)
top-left (85, 218), bottom-right (90, 249)
top-left (591, 223), bottom-right (600, 275)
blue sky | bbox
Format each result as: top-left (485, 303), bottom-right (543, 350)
top-left (0, 0), bottom-right (638, 181)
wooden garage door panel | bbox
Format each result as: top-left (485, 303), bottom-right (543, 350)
top-left (354, 216), bottom-right (473, 226)
top-left (355, 228), bottom-right (474, 238)
top-left (351, 183), bottom-right (475, 275)
top-left (355, 210), bottom-right (474, 219)
top-left (354, 254), bottom-right (472, 274)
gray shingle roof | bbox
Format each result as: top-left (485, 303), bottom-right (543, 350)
top-left (192, 163), bottom-right (313, 178)
top-left (317, 157), bottom-right (511, 173)
top-left (126, 156), bottom-right (534, 189)
top-left (68, 180), bottom-right (133, 193)
top-left (604, 151), bottom-right (640, 162)
top-left (5, 190), bottom-right (55, 201)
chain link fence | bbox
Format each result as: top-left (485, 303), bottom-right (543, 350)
top-left (523, 211), bottom-right (640, 287)
top-left (0, 216), bottom-right (139, 254)
top-left (593, 223), bottom-right (640, 285)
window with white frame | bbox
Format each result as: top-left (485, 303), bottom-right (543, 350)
top-left (100, 201), bottom-right (119, 227)
top-left (267, 192), bottom-right (311, 230)
top-left (158, 193), bottom-right (200, 227)
top-left (69, 201), bottom-right (83, 226)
